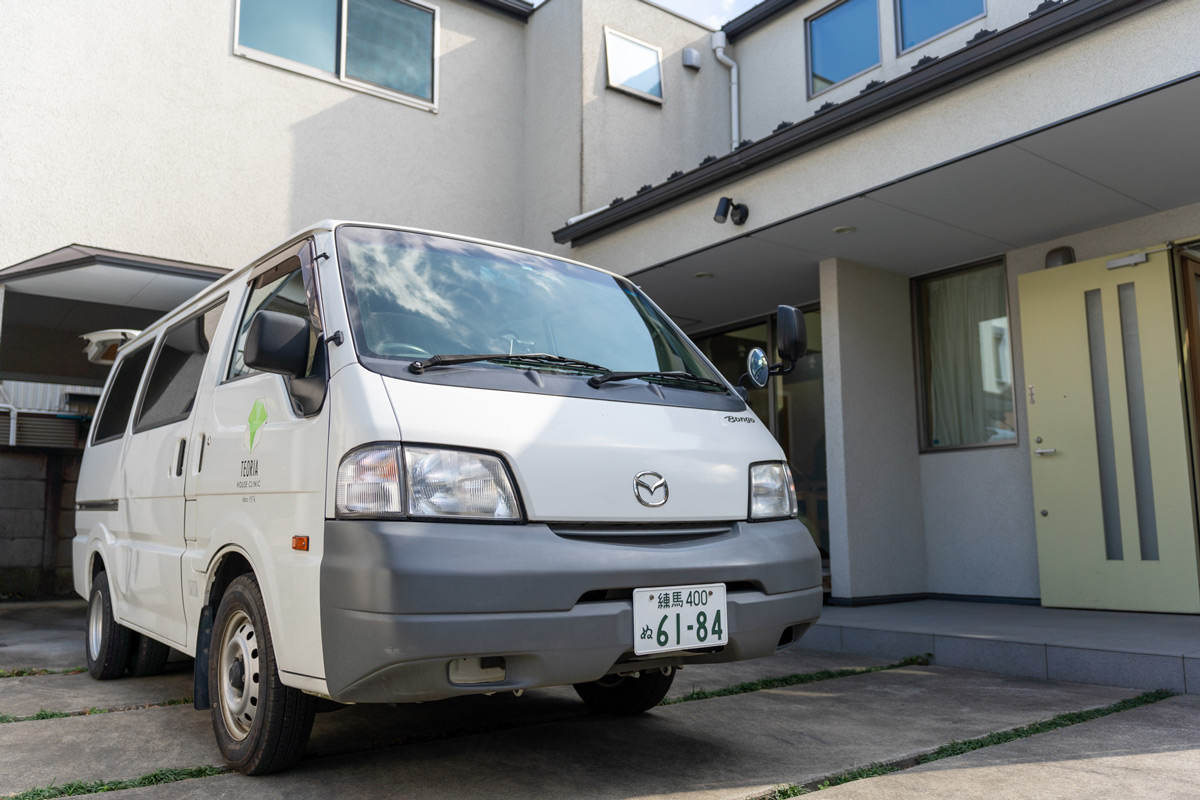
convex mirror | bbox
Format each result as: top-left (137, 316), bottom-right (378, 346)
top-left (746, 347), bottom-right (769, 389)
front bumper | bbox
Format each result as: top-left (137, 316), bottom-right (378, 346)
top-left (320, 518), bottom-right (822, 703)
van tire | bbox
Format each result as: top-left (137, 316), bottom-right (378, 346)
top-left (86, 571), bottom-right (132, 680)
top-left (209, 574), bottom-right (315, 775)
top-left (126, 633), bottom-right (171, 677)
top-left (573, 668), bottom-right (675, 715)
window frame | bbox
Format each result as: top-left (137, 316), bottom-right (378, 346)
top-left (806, 0), bottom-right (883, 99)
top-left (131, 296), bottom-right (230, 435)
top-left (911, 257), bottom-right (1018, 454)
top-left (232, 0), bottom-right (441, 113)
top-left (894, 0), bottom-right (987, 56)
top-left (603, 27), bottom-right (665, 106)
top-left (90, 344), bottom-right (155, 447)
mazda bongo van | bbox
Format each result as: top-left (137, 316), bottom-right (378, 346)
top-left (73, 222), bottom-right (823, 774)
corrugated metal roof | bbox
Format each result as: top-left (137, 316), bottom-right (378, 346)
top-left (0, 381), bottom-right (100, 414)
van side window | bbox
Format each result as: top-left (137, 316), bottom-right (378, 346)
top-left (135, 299), bottom-right (228, 432)
top-left (228, 269), bottom-right (316, 380)
top-left (92, 346), bottom-right (153, 444)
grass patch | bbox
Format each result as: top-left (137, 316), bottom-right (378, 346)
top-left (10, 766), bottom-right (228, 800)
top-left (917, 688), bottom-right (1173, 764)
top-left (765, 688), bottom-right (1173, 797)
top-left (0, 667), bottom-right (86, 679)
top-left (0, 709), bottom-right (72, 724)
top-left (662, 654), bottom-right (931, 705)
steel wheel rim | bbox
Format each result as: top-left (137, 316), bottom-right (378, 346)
top-left (217, 609), bottom-right (260, 741)
top-left (87, 591), bottom-right (103, 662)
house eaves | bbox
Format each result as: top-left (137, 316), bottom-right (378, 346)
top-left (552, 0), bottom-right (1165, 247)
top-left (723, 0), bottom-right (810, 41)
top-left (473, 0), bottom-right (534, 20)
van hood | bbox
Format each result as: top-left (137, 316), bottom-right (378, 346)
top-left (381, 377), bottom-right (783, 523)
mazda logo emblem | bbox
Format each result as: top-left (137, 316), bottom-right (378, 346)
top-left (634, 471), bottom-right (668, 507)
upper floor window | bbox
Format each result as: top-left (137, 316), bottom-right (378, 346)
top-left (807, 0), bottom-right (881, 96)
top-left (235, 0), bottom-right (437, 109)
top-left (897, 0), bottom-right (986, 52)
top-left (914, 260), bottom-right (1016, 450)
top-left (604, 28), bottom-right (664, 104)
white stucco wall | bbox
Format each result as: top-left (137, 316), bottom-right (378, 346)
top-left (522, 0), bottom-right (584, 252)
top-left (570, 0), bottom-right (1200, 276)
top-left (734, 0), bottom-right (1046, 144)
top-left (821, 257), bottom-right (927, 599)
top-left (577, 0), bottom-right (732, 218)
top-left (1, 0), bottom-right (528, 271)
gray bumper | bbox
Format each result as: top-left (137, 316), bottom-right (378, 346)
top-left (320, 519), bottom-right (823, 703)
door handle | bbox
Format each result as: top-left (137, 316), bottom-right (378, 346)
top-left (175, 439), bottom-right (187, 477)
top-left (1034, 448), bottom-right (1057, 456)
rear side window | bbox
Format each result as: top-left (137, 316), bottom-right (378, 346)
top-left (92, 346), bottom-right (152, 444)
top-left (135, 299), bottom-right (227, 432)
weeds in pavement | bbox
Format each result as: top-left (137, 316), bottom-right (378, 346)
top-left (918, 688), bottom-right (1173, 763)
top-left (10, 766), bottom-right (228, 800)
top-left (0, 667), bottom-right (86, 678)
top-left (663, 654), bottom-right (932, 705)
top-left (766, 688), bottom-right (1173, 797)
top-left (0, 709), bottom-right (71, 724)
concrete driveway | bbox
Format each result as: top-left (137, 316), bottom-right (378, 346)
top-left (2, 600), bottom-right (1198, 799)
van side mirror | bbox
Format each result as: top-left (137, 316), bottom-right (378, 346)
top-left (245, 310), bottom-right (310, 379)
top-left (776, 305), bottom-right (806, 364)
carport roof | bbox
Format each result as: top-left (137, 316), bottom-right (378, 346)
top-left (0, 245), bottom-right (226, 386)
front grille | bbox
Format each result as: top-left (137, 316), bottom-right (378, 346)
top-left (550, 522), bottom-right (734, 545)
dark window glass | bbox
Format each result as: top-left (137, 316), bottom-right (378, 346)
top-left (808, 0), bottom-right (880, 95)
top-left (93, 347), bottom-right (152, 444)
top-left (346, 0), bottom-right (435, 101)
top-left (229, 269), bottom-right (316, 380)
top-left (237, 0), bottom-right (338, 73)
top-left (899, 0), bottom-right (985, 51)
top-left (916, 262), bottom-right (1015, 448)
top-left (136, 300), bottom-right (227, 431)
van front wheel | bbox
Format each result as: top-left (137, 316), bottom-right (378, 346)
top-left (209, 574), bottom-right (315, 775)
top-left (573, 667), bottom-right (675, 714)
top-left (86, 571), bottom-right (132, 680)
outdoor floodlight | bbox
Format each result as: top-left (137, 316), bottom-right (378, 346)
top-left (714, 197), bottom-right (749, 225)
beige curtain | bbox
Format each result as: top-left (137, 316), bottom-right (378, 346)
top-left (925, 264), bottom-right (1008, 447)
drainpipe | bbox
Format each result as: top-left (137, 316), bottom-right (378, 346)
top-left (712, 31), bottom-right (739, 152)
top-left (0, 404), bottom-right (16, 446)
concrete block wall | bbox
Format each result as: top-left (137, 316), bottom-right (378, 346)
top-left (0, 450), bottom-right (79, 598)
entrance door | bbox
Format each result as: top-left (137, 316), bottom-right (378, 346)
top-left (1019, 247), bottom-right (1200, 612)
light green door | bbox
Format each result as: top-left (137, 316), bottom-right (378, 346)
top-left (1019, 248), bottom-right (1200, 612)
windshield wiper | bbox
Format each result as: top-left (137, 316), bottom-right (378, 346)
top-left (587, 370), bottom-right (727, 392)
top-left (409, 353), bottom-right (609, 375)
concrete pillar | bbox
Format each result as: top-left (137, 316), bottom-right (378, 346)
top-left (821, 258), bottom-right (927, 601)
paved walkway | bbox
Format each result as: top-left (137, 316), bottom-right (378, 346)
top-left (807, 599), bottom-right (1200, 693)
top-left (4, 599), bottom-right (1200, 798)
top-left (821, 694), bottom-right (1200, 800)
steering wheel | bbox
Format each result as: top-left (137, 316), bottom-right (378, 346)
top-left (377, 342), bottom-right (432, 357)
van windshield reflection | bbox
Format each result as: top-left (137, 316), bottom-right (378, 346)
top-left (334, 226), bottom-right (727, 392)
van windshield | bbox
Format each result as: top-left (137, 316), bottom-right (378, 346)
top-left (335, 226), bottom-right (730, 397)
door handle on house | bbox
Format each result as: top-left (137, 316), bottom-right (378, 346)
top-left (1034, 448), bottom-right (1057, 456)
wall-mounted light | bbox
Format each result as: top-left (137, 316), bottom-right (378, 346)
top-left (1045, 246), bottom-right (1075, 269)
top-left (714, 197), bottom-right (749, 225)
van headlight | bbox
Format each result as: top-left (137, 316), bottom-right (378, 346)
top-left (336, 444), bottom-right (521, 521)
top-left (749, 462), bottom-right (798, 521)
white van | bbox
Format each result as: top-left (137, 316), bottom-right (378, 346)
top-left (73, 222), bottom-right (822, 774)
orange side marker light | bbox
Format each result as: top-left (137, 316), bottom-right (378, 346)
top-left (292, 536), bottom-right (309, 551)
